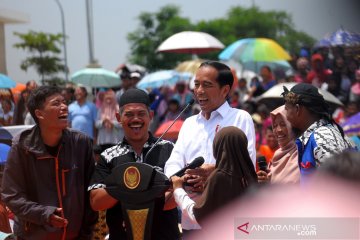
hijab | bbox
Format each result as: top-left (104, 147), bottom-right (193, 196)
top-left (269, 106), bottom-right (300, 184)
top-left (193, 126), bottom-right (257, 222)
top-left (100, 90), bottom-right (119, 127)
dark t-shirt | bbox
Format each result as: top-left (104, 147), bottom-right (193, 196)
top-left (89, 134), bottom-right (180, 240)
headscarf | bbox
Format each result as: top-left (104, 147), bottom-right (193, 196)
top-left (95, 89), bottom-right (106, 108)
top-left (99, 90), bottom-right (119, 127)
top-left (193, 126), bottom-right (257, 222)
top-left (269, 106), bottom-right (300, 184)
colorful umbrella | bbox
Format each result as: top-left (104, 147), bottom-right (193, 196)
top-left (71, 67), bottom-right (120, 88)
top-left (341, 112), bottom-right (360, 136)
top-left (136, 70), bottom-right (192, 90)
top-left (218, 38), bottom-right (291, 72)
top-left (315, 27), bottom-right (360, 48)
top-left (0, 73), bottom-right (16, 89)
top-left (241, 60), bottom-right (292, 73)
top-left (157, 31), bottom-right (225, 54)
top-left (155, 120), bottom-right (184, 140)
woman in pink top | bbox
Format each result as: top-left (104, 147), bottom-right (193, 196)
top-left (257, 105), bottom-right (300, 184)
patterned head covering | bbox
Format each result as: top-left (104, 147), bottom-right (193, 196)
top-left (282, 83), bottom-right (330, 119)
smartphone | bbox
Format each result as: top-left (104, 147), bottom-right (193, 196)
top-left (257, 156), bottom-right (268, 171)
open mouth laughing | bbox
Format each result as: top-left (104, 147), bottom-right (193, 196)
top-left (197, 97), bottom-right (208, 106)
top-left (129, 122), bottom-right (144, 133)
top-left (58, 113), bottom-right (68, 120)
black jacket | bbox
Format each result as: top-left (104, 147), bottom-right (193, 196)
top-left (1, 126), bottom-right (98, 239)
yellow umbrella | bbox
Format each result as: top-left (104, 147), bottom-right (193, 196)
top-left (175, 59), bottom-right (204, 74)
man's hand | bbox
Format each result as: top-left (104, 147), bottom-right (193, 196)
top-left (185, 163), bottom-right (215, 180)
top-left (182, 164), bottom-right (215, 192)
top-left (257, 170), bottom-right (271, 183)
top-left (48, 208), bottom-right (68, 228)
top-left (185, 174), bottom-right (205, 192)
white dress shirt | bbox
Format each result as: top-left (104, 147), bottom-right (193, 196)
top-left (165, 101), bottom-right (256, 229)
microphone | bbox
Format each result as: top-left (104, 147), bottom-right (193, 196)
top-left (144, 98), bottom-right (195, 162)
top-left (171, 156), bottom-right (205, 177)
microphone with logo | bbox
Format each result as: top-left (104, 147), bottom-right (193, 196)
top-left (143, 98), bottom-right (195, 163)
top-left (171, 156), bottom-right (205, 178)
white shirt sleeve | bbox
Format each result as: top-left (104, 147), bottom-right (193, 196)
top-left (164, 119), bottom-right (188, 177)
top-left (173, 188), bottom-right (200, 226)
top-left (242, 112), bottom-right (257, 167)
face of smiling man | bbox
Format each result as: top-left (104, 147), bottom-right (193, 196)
top-left (35, 93), bottom-right (68, 130)
top-left (194, 66), bottom-right (230, 119)
top-left (116, 103), bottom-right (153, 144)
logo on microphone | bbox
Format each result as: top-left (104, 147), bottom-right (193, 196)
top-left (124, 166), bottom-right (141, 189)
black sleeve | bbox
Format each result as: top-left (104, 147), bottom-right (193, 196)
top-left (1, 144), bottom-right (56, 225)
top-left (88, 153), bottom-right (112, 191)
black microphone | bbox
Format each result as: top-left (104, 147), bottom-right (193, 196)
top-left (171, 156), bottom-right (205, 177)
top-left (144, 98), bottom-right (195, 162)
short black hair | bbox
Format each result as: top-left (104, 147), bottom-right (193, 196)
top-left (199, 61), bottom-right (233, 88)
top-left (27, 85), bottom-right (62, 124)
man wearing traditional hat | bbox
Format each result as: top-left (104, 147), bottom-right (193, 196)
top-left (282, 83), bottom-right (355, 182)
top-left (88, 88), bottom-right (180, 240)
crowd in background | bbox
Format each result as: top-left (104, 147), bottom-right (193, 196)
top-left (1, 47), bottom-right (360, 159)
top-left (0, 47), bottom-right (359, 239)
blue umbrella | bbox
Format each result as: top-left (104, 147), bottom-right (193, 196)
top-left (0, 73), bottom-right (16, 88)
top-left (0, 143), bottom-right (11, 164)
top-left (136, 70), bottom-right (192, 90)
top-left (315, 27), bottom-right (360, 48)
top-left (0, 127), bottom-right (13, 140)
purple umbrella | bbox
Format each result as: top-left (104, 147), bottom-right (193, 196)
top-left (341, 112), bottom-right (360, 136)
top-left (315, 27), bottom-right (360, 48)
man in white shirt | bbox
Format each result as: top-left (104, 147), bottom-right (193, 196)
top-left (164, 61), bottom-right (256, 231)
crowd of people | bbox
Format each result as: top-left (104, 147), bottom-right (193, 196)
top-left (0, 47), bottom-right (359, 239)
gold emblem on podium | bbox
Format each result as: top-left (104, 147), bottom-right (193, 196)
top-left (124, 166), bottom-right (141, 189)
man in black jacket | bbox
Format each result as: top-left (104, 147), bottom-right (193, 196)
top-left (1, 86), bottom-right (97, 239)
top-left (88, 88), bottom-right (180, 240)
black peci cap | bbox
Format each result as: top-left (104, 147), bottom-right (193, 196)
top-left (119, 88), bottom-right (150, 107)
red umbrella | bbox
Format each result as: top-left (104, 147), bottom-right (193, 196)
top-left (155, 120), bottom-right (184, 140)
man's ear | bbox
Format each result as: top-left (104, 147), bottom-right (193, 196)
top-left (222, 85), bottom-right (231, 99)
top-left (34, 109), bottom-right (43, 121)
top-left (149, 110), bottom-right (154, 121)
top-left (115, 112), bottom-right (121, 123)
top-left (296, 104), bottom-right (302, 116)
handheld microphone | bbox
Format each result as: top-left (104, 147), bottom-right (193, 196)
top-left (144, 98), bottom-right (195, 162)
top-left (171, 156), bottom-right (205, 177)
